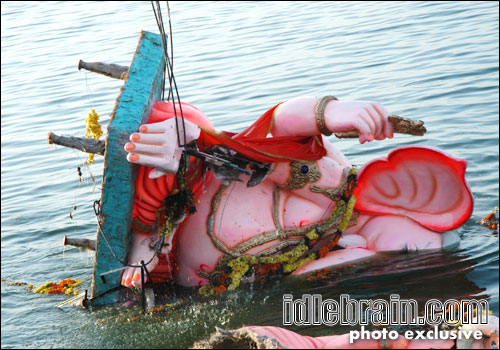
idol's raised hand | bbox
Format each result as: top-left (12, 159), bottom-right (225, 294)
top-left (124, 117), bottom-right (201, 178)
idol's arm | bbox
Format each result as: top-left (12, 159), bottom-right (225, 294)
top-left (272, 96), bottom-right (393, 143)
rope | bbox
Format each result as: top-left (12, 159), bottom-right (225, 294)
top-left (93, 200), bottom-right (164, 269)
top-left (151, 1), bottom-right (188, 152)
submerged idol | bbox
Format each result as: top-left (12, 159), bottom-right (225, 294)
top-left (119, 96), bottom-right (473, 292)
top-left (119, 96), bottom-right (500, 348)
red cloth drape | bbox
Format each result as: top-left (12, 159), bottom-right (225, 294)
top-left (196, 103), bottom-right (326, 163)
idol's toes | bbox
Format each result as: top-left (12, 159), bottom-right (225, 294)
top-left (121, 268), bottom-right (134, 288)
top-left (130, 270), bottom-right (144, 288)
top-left (121, 266), bottom-right (148, 288)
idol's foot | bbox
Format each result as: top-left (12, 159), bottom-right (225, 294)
top-left (121, 231), bottom-right (159, 288)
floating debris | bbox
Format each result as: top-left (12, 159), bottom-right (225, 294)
top-left (478, 206), bottom-right (498, 230)
top-left (1, 279), bottom-right (35, 291)
top-left (1, 278), bottom-right (83, 296)
top-left (33, 279), bottom-right (83, 295)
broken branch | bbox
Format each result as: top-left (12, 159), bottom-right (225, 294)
top-left (48, 132), bottom-right (105, 155)
top-left (334, 115), bottom-right (427, 139)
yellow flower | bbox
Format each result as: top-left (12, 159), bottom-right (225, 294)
top-left (85, 109), bottom-right (103, 164)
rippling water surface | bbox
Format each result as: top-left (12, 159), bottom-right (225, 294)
top-left (1, 2), bottom-right (498, 348)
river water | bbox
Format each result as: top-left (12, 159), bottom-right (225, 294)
top-left (1, 1), bottom-right (498, 348)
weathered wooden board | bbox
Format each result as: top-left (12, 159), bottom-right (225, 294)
top-left (90, 31), bottom-right (165, 305)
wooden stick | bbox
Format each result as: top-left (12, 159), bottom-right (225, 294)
top-left (63, 235), bottom-right (96, 251)
top-left (334, 115), bottom-right (427, 139)
top-left (55, 290), bottom-right (89, 308)
top-left (78, 60), bottom-right (129, 80)
top-left (48, 132), bottom-right (105, 155)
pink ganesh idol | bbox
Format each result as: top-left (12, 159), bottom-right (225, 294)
top-left (120, 96), bottom-right (473, 292)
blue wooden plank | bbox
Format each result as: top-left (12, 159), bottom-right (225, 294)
top-left (90, 31), bottom-right (165, 305)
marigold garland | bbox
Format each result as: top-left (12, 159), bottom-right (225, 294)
top-left (2, 278), bottom-right (83, 296)
top-left (1, 279), bottom-right (35, 291)
top-left (33, 279), bottom-right (83, 295)
top-left (85, 108), bottom-right (103, 164)
top-left (199, 229), bottom-right (322, 296)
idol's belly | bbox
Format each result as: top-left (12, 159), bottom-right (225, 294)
top-left (173, 174), bottom-right (334, 287)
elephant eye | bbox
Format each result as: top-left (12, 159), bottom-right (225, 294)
top-left (300, 165), bottom-right (309, 174)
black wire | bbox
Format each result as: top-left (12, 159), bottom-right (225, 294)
top-left (151, 1), bottom-right (178, 147)
top-left (151, 2), bottom-right (169, 101)
top-left (164, 1), bottom-right (186, 148)
top-left (152, 0), bottom-right (188, 171)
top-left (156, 2), bottom-right (170, 96)
top-left (152, 5), bottom-right (265, 175)
top-left (93, 200), bottom-right (164, 268)
top-left (166, 3), bottom-right (174, 100)
top-left (159, 2), bottom-right (174, 102)
top-left (161, 2), bottom-right (186, 148)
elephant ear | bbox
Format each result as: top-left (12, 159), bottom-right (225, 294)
top-left (353, 146), bottom-right (473, 232)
